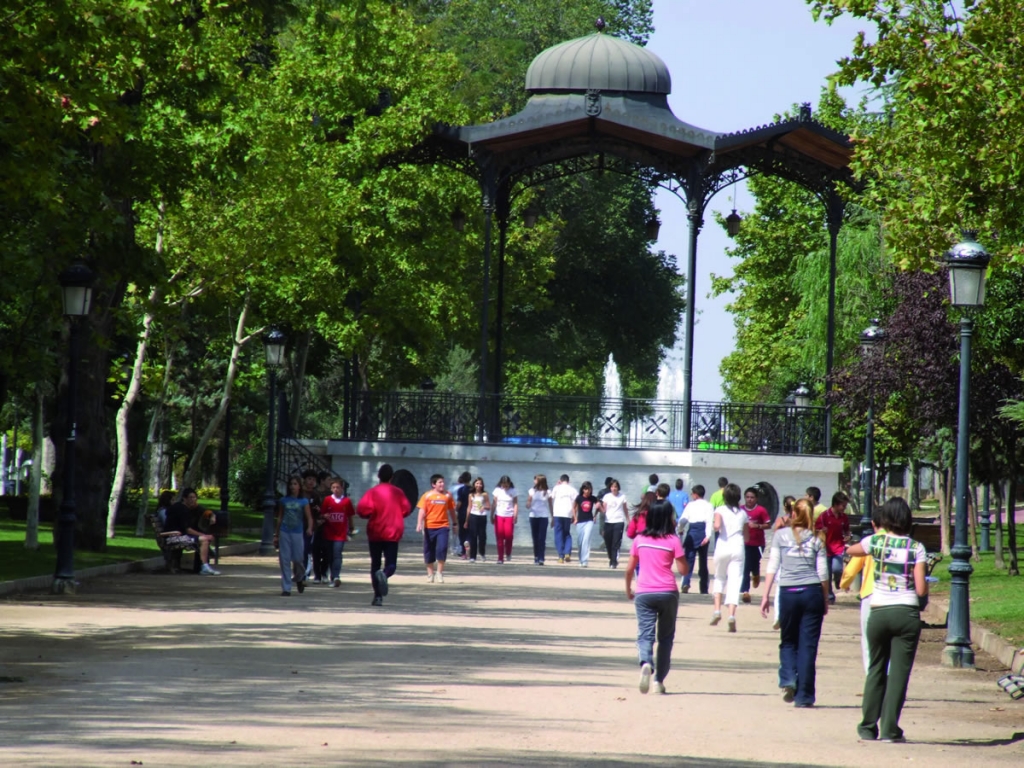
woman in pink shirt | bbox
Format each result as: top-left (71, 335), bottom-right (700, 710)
top-left (625, 500), bottom-right (690, 695)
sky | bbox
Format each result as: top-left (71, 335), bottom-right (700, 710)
top-left (647, 0), bottom-right (870, 402)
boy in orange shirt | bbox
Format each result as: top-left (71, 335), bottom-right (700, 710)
top-left (416, 474), bottom-right (456, 583)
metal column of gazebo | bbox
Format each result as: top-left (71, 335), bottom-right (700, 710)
top-left (428, 22), bottom-right (855, 452)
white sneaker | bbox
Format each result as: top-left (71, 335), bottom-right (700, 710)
top-left (728, 616), bottom-right (737, 633)
top-left (654, 681), bottom-right (666, 694)
top-left (200, 564), bottom-right (220, 576)
top-left (436, 572), bottom-right (444, 584)
top-left (639, 663), bottom-right (652, 694)
top-left (426, 573), bottom-right (435, 583)
top-left (710, 611), bottom-right (721, 626)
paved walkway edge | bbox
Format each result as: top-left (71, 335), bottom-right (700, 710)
top-left (0, 542), bottom-right (261, 597)
top-left (925, 596), bottom-right (1024, 674)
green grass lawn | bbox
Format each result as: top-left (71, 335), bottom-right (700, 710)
top-left (0, 498), bottom-right (259, 584)
top-left (929, 529), bottom-right (1024, 646)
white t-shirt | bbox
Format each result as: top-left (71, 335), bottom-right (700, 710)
top-left (714, 506), bottom-right (748, 554)
top-left (528, 489), bottom-right (551, 517)
top-left (551, 484), bottom-right (577, 518)
top-left (602, 492), bottom-right (628, 524)
top-left (682, 498), bottom-right (715, 527)
top-left (468, 492), bottom-right (488, 516)
top-left (492, 487), bottom-right (518, 517)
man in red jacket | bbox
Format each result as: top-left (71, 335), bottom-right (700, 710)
top-left (356, 463), bottom-right (413, 606)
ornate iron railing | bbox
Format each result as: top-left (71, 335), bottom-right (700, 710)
top-left (336, 391), bottom-right (828, 455)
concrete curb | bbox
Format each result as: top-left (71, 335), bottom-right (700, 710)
top-left (0, 541), bottom-right (261, 598)
top-left (924, 596), bottom-right (1024, 674)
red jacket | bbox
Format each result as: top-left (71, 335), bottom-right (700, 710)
top-left (356, 482), bottom-right (412, 542)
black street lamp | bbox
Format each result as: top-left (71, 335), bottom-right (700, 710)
top-left (259, 327), bottom-right (288, 556)
top-left (943, 231), bottom-right (990, 668)
top-left (859, 319), bottom-right (886, 538)
top-left (53, 262), bottom-right (95, 594)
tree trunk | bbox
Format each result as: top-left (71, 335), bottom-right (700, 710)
top-left (106, 287), bottom-right (160, 538)
top-left (909, 456), bottom-right (921, 510)
top-left (24, 386), bottom-right (44, 550)
top-left (180, 293), bottom-right (254, 491)
top-left (134, 348), bottom-right (174, 536)
top-left (288, 330), bottom-right (311, 434)
top-left (939, 467), bottom-right (952, 556)
top-left (994, 480), bottom-right (1005, 569)
top-left (1009, 442), bottom-right (1020, 576)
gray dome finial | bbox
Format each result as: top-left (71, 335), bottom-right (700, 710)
top-left (525, 32), bottom-right (671, 94)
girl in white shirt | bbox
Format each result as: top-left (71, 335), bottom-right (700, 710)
top-left (600, 479), bottom-right (630, 568)
top-left (491, 475), bottom-right (518, 564)
top-left (527, 474), bottom-right (553, 565)
top-left (467, 477), bottom-right (490, 562)
top-left (711, 483), bottom-right (749, 632)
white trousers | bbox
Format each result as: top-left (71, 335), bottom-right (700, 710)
top-left (860, 594), bottom-right (872, 674)
top-left (712, 546), bottom-right (744, 606)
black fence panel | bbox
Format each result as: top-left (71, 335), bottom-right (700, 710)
top-left (333, 392), bottom-right (828, 455)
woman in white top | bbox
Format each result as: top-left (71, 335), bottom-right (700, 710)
top-left (527, 474), bottom-right (553, 565)
top-left (711, 483), bottom-right (749, 631)
top-left (600, 479), bottom-right (630, 569)
top-left (466, 477), bottom-right (490, 562)
top-left (490, 475), bottom-right (518, 564)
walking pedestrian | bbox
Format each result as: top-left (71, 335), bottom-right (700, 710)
top-left (450, 471), bottom-right (472, 558)
top-left (740, 486), bottom-right (771, 603)
top-left (467, 477), bottom-right (490, 562)
top-left (600, 480), bottom-right (629, 568)
top-left (627, 491), bottom-right (656, 539)
top-left (815, 491), bottom-right (852, 604)
top-left (625, 500), bottom-right (690, 694)
top-left (573, 481), bottom-right (598, 567)
top-left (416, 474), bottom-right (457, 583)
top-left (274, 477), bottom-right (314, 596)
top-left (527, 475), bottom-right (553, 565)
top-left (668, 479), bottom-right (688, 519)
top-left (709, 476), bottom-right (728, 508)
top-left (759, 498), bottom-right (828, 707)
top-left (355, 463), bottom-right (413, 607)
top-left (491, 475), bottom-right (518, 564)
top-left (849, 498), bottom-right (928, 742)
top-left (678, 484), bottom-right (713, 594)
top-left (551, 474), bottom-right (577, 563)
top-left (711, 483), bottom-right (748, 631)
top-left (320, 478), bottom-right (354, 587)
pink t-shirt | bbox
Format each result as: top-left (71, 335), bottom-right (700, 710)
top-left (631, 534), bottom-right (684, 594)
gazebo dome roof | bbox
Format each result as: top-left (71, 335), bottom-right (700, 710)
top-left (525, 32), bottom-right (671, 95)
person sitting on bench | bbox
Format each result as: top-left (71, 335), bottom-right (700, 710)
top-left (164, 488), bottom-right (220, 576)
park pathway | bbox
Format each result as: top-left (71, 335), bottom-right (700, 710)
top-left (0, 550), bottom-right (1021, 767)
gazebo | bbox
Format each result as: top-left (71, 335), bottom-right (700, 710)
top-left (423, 20), bottom-right (856, 453)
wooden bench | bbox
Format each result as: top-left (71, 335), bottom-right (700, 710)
top-left (148, 513), bottom-right (197, 573)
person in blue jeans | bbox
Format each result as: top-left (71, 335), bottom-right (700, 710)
top-left (625, 500), bottom-right (690, 694)
top-left (677, 484), bottom-right (714, 594)
top-left (274, 477), bottom-right (314, 596)
top-left (759, 498), bottom-right (828, 707)
top-left (551, 475), bottom-right (577, 563)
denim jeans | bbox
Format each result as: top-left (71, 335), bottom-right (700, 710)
top-left (329, 540), bottom-right (346, 581)
top-left (576, 520), bottom-right (595, 564)
top-left (634, 591), bottom-right (679, 683)
top-left (778, 584), bottom-right (826, 706)
top-left (278, 531), bottom-right (305, 593)
top-left (682, 522), bottom-right (709, 593)
top-left (529, 517), bottom-right (549, 563)
top-left (553, 517), bottom-right (573, 557)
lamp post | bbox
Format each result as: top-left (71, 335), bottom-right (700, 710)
top-left (943, 231), bottom-right (990, 668)
top-left (259, 327), bottom-right (288, 556)
top-left (53, 262), bottom-right (95, 594)
top-left (789, 383), bottom-right (810, 454)
top-left (858, 319), bottom-right (886, 538)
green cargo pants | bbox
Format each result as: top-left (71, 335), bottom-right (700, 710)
top-left (858, 604), bottom-right (921, 741)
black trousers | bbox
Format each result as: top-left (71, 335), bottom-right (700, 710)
top-left (369, 540), bottom-right (399, 598)
top-left (456, 509), bottom-right (469, 555)
top-left (312, 533), bottom-right (331, 579)
top-left (603, 522), bottom-right (625, 566)
top-left (468, 514), bottom-right (488, 559)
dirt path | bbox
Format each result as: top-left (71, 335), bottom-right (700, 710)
top-left (1, 549), bottom-right (1021, 767)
